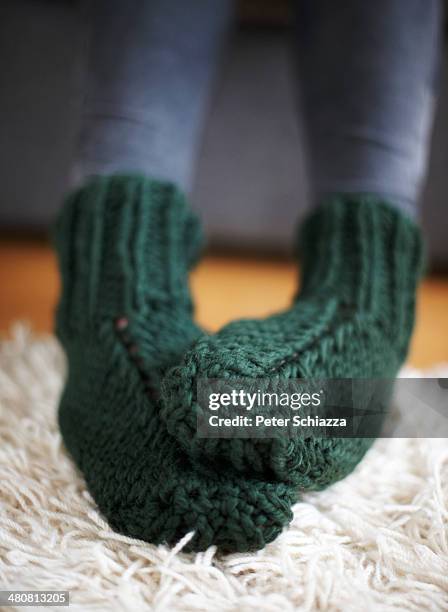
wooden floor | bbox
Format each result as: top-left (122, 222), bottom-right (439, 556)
top-left (1, 239), bottom-right (447, 368)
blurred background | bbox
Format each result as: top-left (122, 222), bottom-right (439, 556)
top-left (0, 0), bottom-right (447, 368)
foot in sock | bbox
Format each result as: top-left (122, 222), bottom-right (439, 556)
top-left (54, 174), bottom-right (297, 552)
top-left (161, 196), bottom-right (424, 489)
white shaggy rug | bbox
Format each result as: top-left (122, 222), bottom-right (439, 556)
top-left (1, 324), bottom-right (447, 612)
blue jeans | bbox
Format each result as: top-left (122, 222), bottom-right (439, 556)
top-left (74, 0), bottom-right (443, 218)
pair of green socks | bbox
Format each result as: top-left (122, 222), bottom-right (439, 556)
top-left (54, 174), bottom-right (423, 552)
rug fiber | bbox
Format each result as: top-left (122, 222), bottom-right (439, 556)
top-left (0, 325), bottom-right (447, 611)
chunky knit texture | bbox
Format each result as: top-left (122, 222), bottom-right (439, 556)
top-left (54, 174), bottom-right (297, 553)
top-left (161, 197), bottom-right (424, 488)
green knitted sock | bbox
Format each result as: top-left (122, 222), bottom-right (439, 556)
top-left (161, 196), bottom-right (424, 489)
top-left (54, 174), bottom-right (297, 553)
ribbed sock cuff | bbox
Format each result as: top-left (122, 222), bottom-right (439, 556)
top-left (297, 195), bottom-right (424, 348)
top-left (53, 174), bottom-right (203, 333)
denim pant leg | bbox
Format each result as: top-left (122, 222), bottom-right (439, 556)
top-left (72, 0), bottom-right (234, 193)
top-left (296, 0), bottom-right (443, 218)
